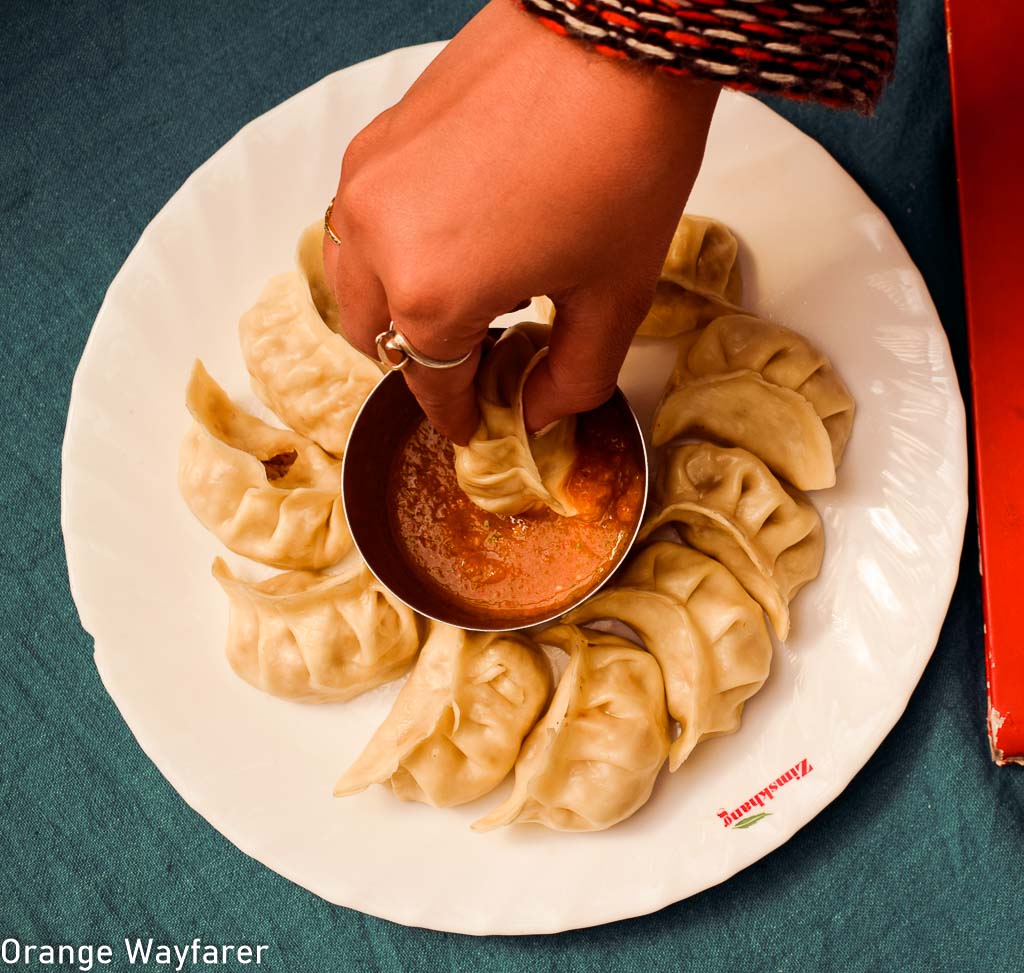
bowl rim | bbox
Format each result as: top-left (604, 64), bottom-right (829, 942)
top-left (341, 349), bottom-right (650, 633)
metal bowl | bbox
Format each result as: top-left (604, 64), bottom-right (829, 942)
top-left (342, 345), bottom-right (649, 632)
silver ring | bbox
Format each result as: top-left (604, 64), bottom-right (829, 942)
top-left (375, 324), bottom-right (473, 372)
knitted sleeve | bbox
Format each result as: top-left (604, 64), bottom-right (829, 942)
top-left (516, 0), bottom-right (898, 112)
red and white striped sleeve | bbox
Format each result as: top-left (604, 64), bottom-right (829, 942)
top-left (516, 0), bottom-right (898, 112)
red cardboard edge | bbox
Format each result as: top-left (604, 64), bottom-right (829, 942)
top-left (945, 0), bottom-right (1024, 765)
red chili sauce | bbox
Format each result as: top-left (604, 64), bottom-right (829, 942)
top-left (387, 406), bottom-right (645, 623)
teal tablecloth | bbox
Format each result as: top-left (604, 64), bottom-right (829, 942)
top-left (2, 1), bottom-right (1021, 969)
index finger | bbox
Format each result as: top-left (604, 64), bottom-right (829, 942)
top-left (393, 321), bottom-right (485, 446)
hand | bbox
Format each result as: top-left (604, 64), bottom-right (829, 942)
top-left (323, 0), bottom-right (719, 444)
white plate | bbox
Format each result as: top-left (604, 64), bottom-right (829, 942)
top-left (61, 43), bottom-right (968, 935)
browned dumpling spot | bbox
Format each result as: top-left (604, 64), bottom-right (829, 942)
top-left (178, 361), bottom-right (350, 570)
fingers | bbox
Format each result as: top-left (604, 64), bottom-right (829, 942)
top-left (322, 229), bottom-right (390, 356)
top-left (403, 343), bottom-right (483, 446)
top-left (522, 289), bottom-right (646, 433)
top-left (323, 201), bottom-right (487, 444)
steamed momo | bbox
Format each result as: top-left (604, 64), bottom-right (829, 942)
top-left (212, 558), bottom-right (423, 703)
top-left (653, 314), bottom-right (855, 490)
top-left (473, 624), bottom-right (669, 832)
top-left (640, 442), bottom-right (824, 640)
top-left (238, 227), bottom-right (382, 457)
top-left (454, 322), bottom-right (578, 516)
top-left (567, 542), bottom-right (772, 770)
top-left (637, 215), bottom-right (743, 338)
top-left (295, 221), bottom-right (342, 333)
top-left (178, 360), bottom-right (350, 570)
top-left (334, 623), bottom-right (552, 808)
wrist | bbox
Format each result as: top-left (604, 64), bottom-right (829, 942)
top-left (498, 0), bottom-right (719, 144)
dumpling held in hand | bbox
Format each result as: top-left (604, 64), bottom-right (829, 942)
top-left (453, 322), bottom-right (578, 517)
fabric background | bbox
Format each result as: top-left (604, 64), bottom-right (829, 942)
top-left (1, 1), bottom-right (1021, 969)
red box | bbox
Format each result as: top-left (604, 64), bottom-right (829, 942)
top-left (946, 0), bottom-right (1024, 764)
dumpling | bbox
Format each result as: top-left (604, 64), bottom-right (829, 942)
top-left (566, 542), bottom-right (772, 770)
top-left (238, 253), bottom-right (381, 458)
top-left (531, 295), bottom-right (556, 325)
top-left (662, 313), bottom-right (854, 464)
top-left (473, 624), bottom-right (669, 832)
top-left (334, 623), bottom-right (552, 808)
top-left (295, 220), bottom-right (341, 333)
top-left (639, 442), bottom-right (823, 640)
top-left (212, 558), bottom-right (423, 703)
top-left (178, 360), bottom-right (350, 569)
top-left (454, 322), bottom-right (578, 516)
top-left (653, 314), bottom-right (855, 490)
top-left (637, 215), bottom-right (743, 338)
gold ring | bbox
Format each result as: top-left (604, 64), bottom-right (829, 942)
top-left (324, 196), bottom-right (342, 247)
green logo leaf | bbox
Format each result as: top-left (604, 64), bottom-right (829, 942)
top-left (733, 812), bottom-right (772, 830)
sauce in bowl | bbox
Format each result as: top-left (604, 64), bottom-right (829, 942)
top-left (387, 406), bottom-right (646, 624)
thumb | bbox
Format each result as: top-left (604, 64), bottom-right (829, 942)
top-left (522, 289), bottom-right (645, 433)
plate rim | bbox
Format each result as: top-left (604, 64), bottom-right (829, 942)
top-left (60, 41), bottom-right (969, 935)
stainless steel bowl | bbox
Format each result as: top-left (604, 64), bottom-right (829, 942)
top-left (342, 343), bottom-right (649, 632)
